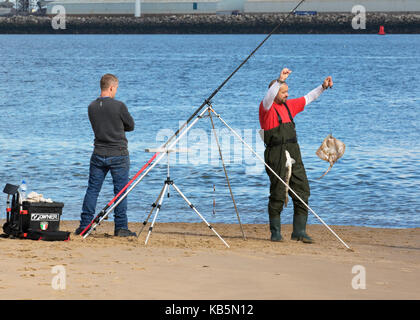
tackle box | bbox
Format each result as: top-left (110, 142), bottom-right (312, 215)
top-left (20, 201), bottom-right (64, 232)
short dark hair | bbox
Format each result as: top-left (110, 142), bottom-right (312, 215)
top-left (100, 74), bottom-right (118, 91)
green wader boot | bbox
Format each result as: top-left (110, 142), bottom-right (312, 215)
top-left (269, 215), bottom-right (283, 242)
top-left (291, 211), bottom-right (314, 244)
top-left (268, 200), bottom-right (284, 242)
top-left (288, 164), bottom-right (314, 244)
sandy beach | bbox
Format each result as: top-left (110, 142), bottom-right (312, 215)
top-left (0, 220), bottom-right (419, 300)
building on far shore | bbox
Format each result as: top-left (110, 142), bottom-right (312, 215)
top-left (244, 0), bottom-right (420, 13)
top-left (46, 0), bottom-right (219, 15)
top-left (0, 0), bottom-right (14, 16)
top-left (217, 0), bottom-right (244, 14)
top-left (45, 0), bottom-right (420, 16)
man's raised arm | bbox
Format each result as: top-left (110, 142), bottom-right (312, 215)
top-left (304, 76), bottom-right (333, 106)
top-left (262, 68), bottom-right (292, 110)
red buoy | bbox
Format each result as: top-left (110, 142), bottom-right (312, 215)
top-left (378, 25), bottom-right (386, 35)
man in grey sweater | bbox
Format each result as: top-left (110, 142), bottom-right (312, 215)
top-left (75, 74), bottom-right (136, 237)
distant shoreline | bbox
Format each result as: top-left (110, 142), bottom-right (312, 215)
top-left (1, 12), bottom-right (419, 34)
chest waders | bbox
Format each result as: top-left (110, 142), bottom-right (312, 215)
top-left (263, 102), bottom-right (313, 243)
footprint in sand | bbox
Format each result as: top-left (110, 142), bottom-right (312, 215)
top-left (131, 267), bottom-right (146, 271)
top-left (37, 282), bottom-right (50, 286)
top-left (18, 267), bottom-right (37, 272)
top-left (20, 273), bottom-right (36, 278)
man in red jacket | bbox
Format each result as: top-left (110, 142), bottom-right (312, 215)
top-left (259, 68), bottom-right (333, 243)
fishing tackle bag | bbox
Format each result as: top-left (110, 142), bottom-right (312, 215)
top-left (2, 183), bottom-right (70, 241)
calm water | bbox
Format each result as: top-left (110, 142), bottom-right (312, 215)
top-left (0, 34), bottom-right (419, 229)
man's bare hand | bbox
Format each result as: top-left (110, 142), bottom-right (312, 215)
top-left (322, 76), bottom-right (333, 89)
top-left (279, 68), bottom-right (292, 82)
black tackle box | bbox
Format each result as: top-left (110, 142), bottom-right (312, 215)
top-left (21, 201), bottom-right (64, 232)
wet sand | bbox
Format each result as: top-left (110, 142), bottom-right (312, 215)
top-left (0, 220), bottom-right (419, 300)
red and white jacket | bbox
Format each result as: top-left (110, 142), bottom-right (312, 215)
top-left (259, 82), bottom-right (325, 131)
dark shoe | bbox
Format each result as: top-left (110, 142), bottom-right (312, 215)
top-left (271, 235), bottom-right (284, 242)
top-left (269, 215), bottom-right (283, 242)
top-left (291, 233), bottom-right (314, 244)
top-left (75, 227), bottom-right (86, 235)
top-left (114, 229), bottom-right (137, 237)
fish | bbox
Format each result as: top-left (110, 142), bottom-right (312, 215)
top-left (316, 134), bottom-right (346, 179)
top-left (284, 150), bottom-right (295, 207)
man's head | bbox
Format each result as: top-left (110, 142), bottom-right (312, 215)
top-left (100, 73), bottom-right (119, 98)
top-left (269, 80), bottom-right (289, 105)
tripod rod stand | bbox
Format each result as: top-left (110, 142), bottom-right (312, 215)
top-left (207, 107), bottom-right (246, 240)
top-left (138, 149), bottom-right (230, 248)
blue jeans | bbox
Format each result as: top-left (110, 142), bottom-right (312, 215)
top-left (80, 153), bottom-right (130, 231)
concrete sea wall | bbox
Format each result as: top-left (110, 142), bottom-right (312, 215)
top-left (0, 12), bottom-right (419, 34)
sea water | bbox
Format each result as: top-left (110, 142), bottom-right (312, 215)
top-left (0, 34), bottom-right (419, 229)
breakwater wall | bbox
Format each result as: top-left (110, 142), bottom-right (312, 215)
top-left (0, 13), bottom-right (419, 34)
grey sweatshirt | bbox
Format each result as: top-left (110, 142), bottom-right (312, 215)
top-left (88, 97), bottom-right (135, 157)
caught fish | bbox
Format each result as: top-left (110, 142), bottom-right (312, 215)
top-left (284, 150), bottom-right (295, 207)
top-left (316, 134), bottom-right (346, 179)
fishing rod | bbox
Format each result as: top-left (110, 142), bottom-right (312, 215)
top-left (81, 0), bottom-right (306, 238)
top-left (160, 0), bottom-right (306, 147)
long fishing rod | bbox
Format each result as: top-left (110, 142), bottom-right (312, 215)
top-left (161, 0), bottom-right (306, 149)
top-left (80, 0), bottom-right (306, 237)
